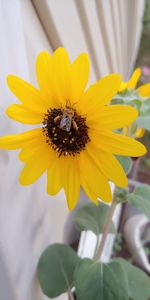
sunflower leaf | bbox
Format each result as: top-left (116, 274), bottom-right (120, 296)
top-left (112, 90), bottom-right (143, 111)
top-left (137, 115), bottom-right (150, 130)
top-left (111, 98), bottom-right (125, 105)
top-left (114, 187), bottom-right (128, 203)
top-left (116, 258), bottom-right (150, 300)
top-left (74, 258), bottom-right (129, 300)
top-left (116, 156), bottom-right (133, 175)
top-left (74, 203), bottom-right (115, 235)
top-left (38, 244), bottom-right (80, 298)
top-left (129, 99), bottom-right (142, 110)
top-left (127, 184), bottom-right (150, 219)
top-left (140, 98), bottom-right (150, 115)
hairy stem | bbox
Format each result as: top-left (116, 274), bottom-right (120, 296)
top-left (94, 197), bottom-right (117, 261)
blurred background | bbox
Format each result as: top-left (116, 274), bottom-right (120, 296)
top-left (0, 0), bottom-right (149, 299)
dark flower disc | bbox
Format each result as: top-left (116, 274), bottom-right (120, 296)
top-left (43, 106), bottom-right (90, 157)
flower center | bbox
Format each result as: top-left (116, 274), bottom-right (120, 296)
top-left (42, 106), bottom-right (90, 156)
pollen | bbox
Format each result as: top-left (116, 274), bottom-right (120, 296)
top-left (42, 107), bottom-right (90, 157)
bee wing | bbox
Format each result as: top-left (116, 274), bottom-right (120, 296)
top-left (60, 117), bottom-right (68, 128)
top-left (66, 119), bottom-right (72, 132)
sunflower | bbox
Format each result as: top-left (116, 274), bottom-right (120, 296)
top-left (118, 68), bottom-right (150, 138)
top-left (0, 48), bottom-right (146, 209)
top-left (119, 67), bottom-right (150, 96)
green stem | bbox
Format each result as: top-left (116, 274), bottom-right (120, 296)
top-left (93, 235), bottom-right (100, 259)
top-left (94, 197), bottom-right (117, 261)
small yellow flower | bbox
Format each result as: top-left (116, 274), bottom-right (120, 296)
top-left (135, 128), bottom-right (145, 138)
top-left (0, 48), bottom-right (146, 209)
top-left (119, 68), bottom-right (150, 138)
top-left (119, 67), bottom-right (150, 97)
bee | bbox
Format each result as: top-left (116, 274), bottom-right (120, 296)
top-left (54, 106), bottom-right (78, 132)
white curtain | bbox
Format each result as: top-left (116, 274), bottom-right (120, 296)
top-left (32, 0), bottom-right (144, 79)
top-left (0, 0), bottom-right (145, 299)
top-left (0, 1), bottom-right (68, 300)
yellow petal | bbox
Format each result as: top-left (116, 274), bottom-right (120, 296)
top-left (19, 144), bottom-right (54, 185)
top-left (48, 155), bottom-right (80, 209)
top-left (36, 51), bottom-right (57, 108)
top-left (70, 53), bottom-right (90, 101)
top-left (36, 51), bottom-right (52, 92)
top-left (87, 105), bottom-right (138, 130)
top-left (19, 134), bottom-right (49, 162)
top-left (118, 82), bottom-right (128, 92)
top-left (0, 128), bottom-right (42, 149)
top-left (128, 68), bottom-right (141, 89)
top-left (62, 156), bottom-right (80, 210)
top-left (78, 74), bottom-right (121, 113)
top-left (47, 156), bottom-right (62, 195)
top-left (81, 176), bottom-right (99, 205)
top-left (51, 47), bottom-right (71, 104)
top-left (137, 83), bottom-right (150, 97)
top-left (90, 130), bottom-right (147, 157)
top-left (86, 144), bottom-right (128, 187)
top-left (135, 128), bottom-right (145, 138)
top-left (7, 75), bottom-right (49, 113)
top-left (6, 104), bottom-right (43, 124)
top-left (122, 126), bottom-right (129, 136)
top-left (79, 150), bottom-right (112, 203)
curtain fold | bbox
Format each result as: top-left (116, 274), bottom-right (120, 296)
top-left (32, 0), bottom-right (145, 79)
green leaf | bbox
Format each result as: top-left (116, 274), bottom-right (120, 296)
top-left (111, 98), bottom-right (125, 105)
top-left (127, 184), bottom-right (150, 219)
top-left (131, 183), bottom-right (150, 199)
top-left (137, 115), bottom-right (150, 130)
top-left (112, 95), bottom-right (142, 109)
top-left (140, 98), bottom-right (150, 115)
top-left (114, 187), bottom-right (128, 203)
top-left (117, 259), bottom-right (150, 300)
top-left (38, 243), bottom-right (80, 298)
top-left (74, 259), bottom-right (129, 300)
top-left (129, 99), bottom-right (142, 110)
top-left (116, 156), bottom-right (133, 175)
top-left (74, 203), bottom-right (115, 235)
